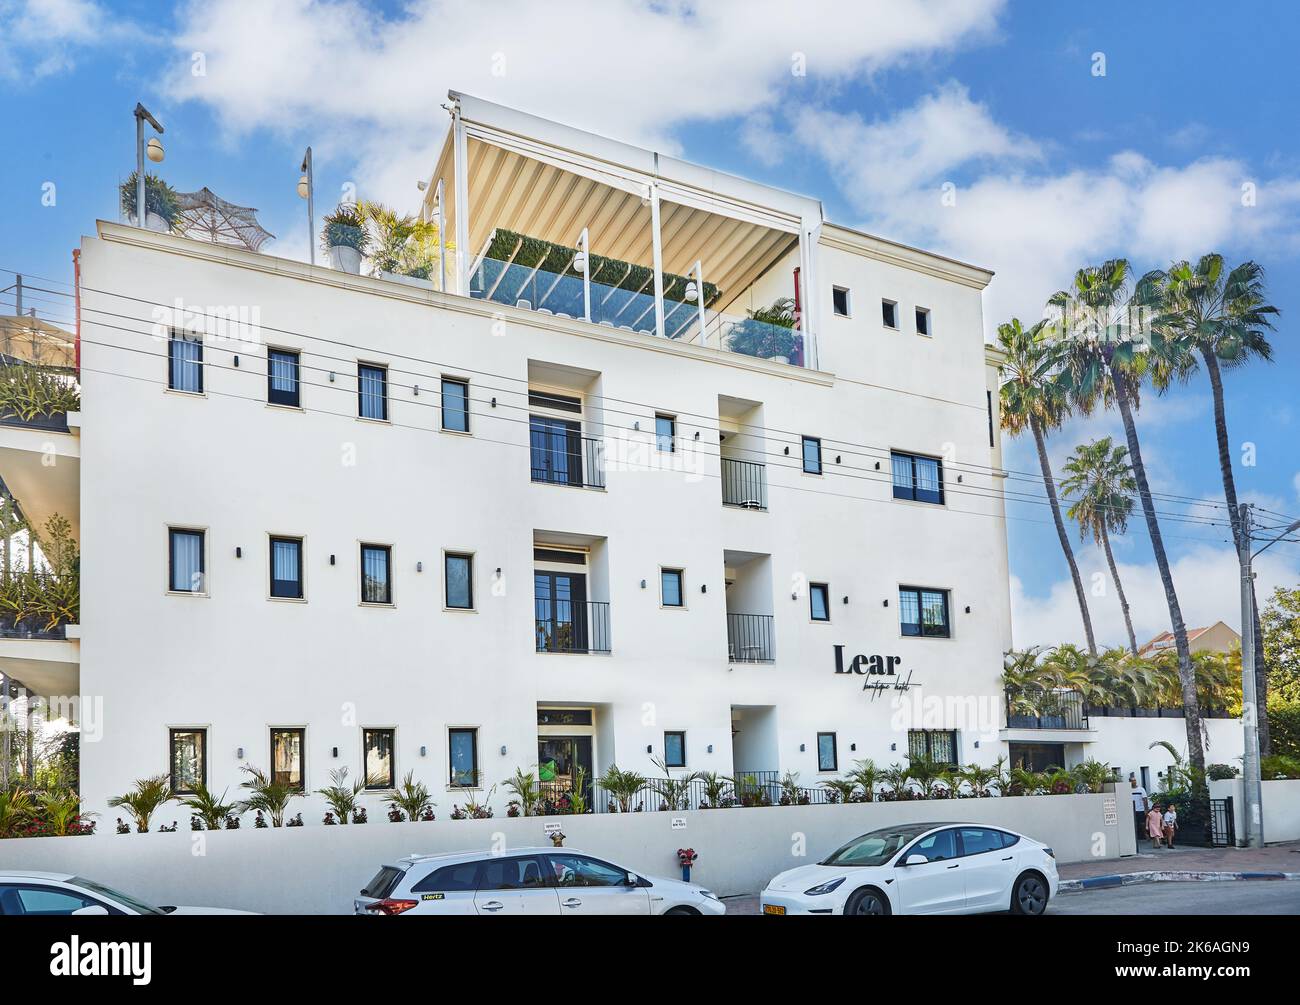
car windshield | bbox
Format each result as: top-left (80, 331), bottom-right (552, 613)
top-left (820, 825), bottom-right (937, 867)
top-left (69, 876), bottom-right (167, 915)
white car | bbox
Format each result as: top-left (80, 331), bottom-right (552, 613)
top-left (0, 871), bottom-right (255, 915)
top-left (761, 822), bottom-right (1058, 916)
top-left (354, 847), bottom-right (726, 916)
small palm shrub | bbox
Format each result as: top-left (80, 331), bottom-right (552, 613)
top-left (321, 203), bottom-right (369, 254)
top-left (316, 767), bottom-right (365, 824)
top-left (697, 771), bottom-right (731, 809)
top-left (505, 768), bottom-right (541, 817)
top-left (599, 765), bottom-right (649, 813)
top-left (387, 771), bottom-right (435, 822)
top-left (107, 775), bottom-right (172, 832)
top-left (177, 781), bottom-right (238, 830)
top-left (0, 786), bottom-right (34, 837)
top-left (819, 777), bottom-right (859, 804)
top-left (237, 764), bottom-right (300, 827)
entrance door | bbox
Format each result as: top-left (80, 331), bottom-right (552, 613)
top-left (535, 571), bottom-right (589, 653)
top-left (538, 736), bottom-right (594, 812)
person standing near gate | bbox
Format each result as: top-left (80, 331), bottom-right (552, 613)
top-left (1129, 773), bottom-right (1149, 842)
top-left (1146, 802), bottom-right (1166, 849)
top-left (1163, 803), bottom-right (1178, 850)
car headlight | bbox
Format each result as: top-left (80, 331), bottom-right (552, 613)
top-left (699, 889), bottom-right (719, 902)
top-left (803, 877), bottom-right (846, 896)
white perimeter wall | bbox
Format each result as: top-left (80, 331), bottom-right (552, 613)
top-left (1087, 717), bottom-right (1244, 789)
top-left (1210, 778), bottom-right (1300, 846)
top-left (0, 793), bottom-right (1124, 913)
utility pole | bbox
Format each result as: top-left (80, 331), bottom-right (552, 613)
top-left (1239, 503), bottom-right (1300, 848)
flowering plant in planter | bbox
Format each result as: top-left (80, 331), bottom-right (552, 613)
top-left (286, 813), bottom-right (304, 827)
top-left (351, 807), bottom-right (368, 824)
top-left (323, 811), bottom-right (337, 825)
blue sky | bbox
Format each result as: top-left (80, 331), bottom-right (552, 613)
top-left (2, 0), bottom-right (1297, 647)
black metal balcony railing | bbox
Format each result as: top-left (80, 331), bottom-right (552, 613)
top-left (530, 435), bottom-right (606, 489)
top-left (1005, 687), bottom-right (1089, 730)
top-left (721, 458), bottom-right (767, 510)
top-left (535, 600), bottom-right (611, 654)
top-left (727, 613), bottom-right (774, 663)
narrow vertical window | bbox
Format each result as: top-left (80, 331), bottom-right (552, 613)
top-left (802, 436), bottom-right (822, 475)
top-left (655, 414), bottom-right (675, 452)
top-left (449, 727), bottom-right (479, 787)
top-left (663, 731), bottom-right (686, 768)
top-left (169, 728), bottom-right (206, 794)
top-left (168, 528), bottom-right (205, 593)
top-left (881, 300), bottom-right (898, 329)
top-left (168, 330), bottom-right (203, 393)
top-left (270, 536), bottom-right (304, 599)
top-left (660, 568), bottom-right (684, 607)
top-left (360, 544), bottom-right (392, 604)
top-left (810, 583), bottom-right (830, 622)
top-left (358, 363), bottom-right (388, 421)
top-left (268, 348), bottom-right (300, 407)
top-left (270, 727), bottom-right (306, 791)
top-left (832, 286), bottom-right (850, 317)
top-left (445, 553), bottom-right (474, 609)
top-left (441, 377), bottom-right (469, 432)
top-left (363, 728), bottom-right (396, 789)
top-left (915, 307), bottom-right (931, 336)
top-left (817, 732), bottom-right (838, 772)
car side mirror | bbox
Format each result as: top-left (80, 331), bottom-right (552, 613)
top-left (72, 905), bottom-right (109, 916)
top-left (903, 854), bottom-right (929, 867)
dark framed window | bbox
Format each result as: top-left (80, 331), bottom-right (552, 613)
top-left (655, 414), bottom-right (675, 452)
top-left (801, 435), bottom-right (822, 475)
top-left (891, 451), bottom-right (944, 504)
top-left (270, 727), bottom-right (306, 791)
top-left (810, 583), bottom-right (830, 622)
top-left (881, 299), bottom-right (898, 329)
top-left (363, 728), bottom-right (396, 789)
top-left (899, 586), bottom-right (950, 638)
top-left (441, 377), bottom-right (469, 432)
top-left (412, 862), bottom-right (481, 893)
top-left (267, 348), bottom-right (300, 407)
top-left (168, 330), bottom-right (203, 393)
top-left (915, 307), bottom-right (931, 336)
top-left (449, 727), bottom-right (479, 787)
top-left (445, 553), bottom-right (473, 609)
top-left (528, 390), bottom-right (582, 413)
top-left (358, 363), bottom-right (388, 420)
top-left (270, 536), bottom-right (304, 599)
top-left (817, 732), bottom-right (838, 772)
top-left (660, 568), bottom-right (684, 607)
top-left (360, 544), bottom-right (392, 605)
top-left (169, 728), bottom-right (206, 794)
top-left (168, 528), bottom-right (205, 593)
top-left (909, 729), bottom-right (958, 767)
top-left (832, 286), bottom-right (851, 317)
top-left (663, 731), bottom-right (686, 768)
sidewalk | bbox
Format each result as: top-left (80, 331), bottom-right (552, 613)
top-left (1058, 841), bottom-right (1300, 887)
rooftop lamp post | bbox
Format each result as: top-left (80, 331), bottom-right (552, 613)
top-left (298, 147), bottom-right (315, 266)
top-left (133, 102), bottom-right (165, 229)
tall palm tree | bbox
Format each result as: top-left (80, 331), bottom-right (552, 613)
top-left (1061, 437), bottom-right (1140, 655)
top-left (996, 318), bottom-right (1097, 654)
top-left (1048, 259), bottom-right (1206, 778)
top-left (1146, 254), bottom-right (1280, 751)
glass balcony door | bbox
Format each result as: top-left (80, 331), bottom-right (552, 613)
top-left (530, 415), bottom-right (583, 487)
top-left (535, 571), bottom-right (589, 653)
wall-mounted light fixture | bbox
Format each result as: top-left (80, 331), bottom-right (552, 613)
top-left (850, 743), bottom-right (856, 751)
top-left (791, 592), bottom-right (798, 601)
top-left (973, 740), bottom-right (980, 749)
top-left (890, 742), bottom-right (896, 752)
top-left (235, 547), bottom-right (242, 559)
top-left (882, 598), bottom-right (889, 607)
top-left (842, 596), bottom-right (849, 605)
top-left (236, 747), bottom-right (245, 759)
top-left (413, 384), bottom-right (420, 396)
top-left (416, 561), bottom-right (423, 573)
top-left (633, 421), bottom-right (640, 431)
top-left (495, 567), bottom-right (502, 577)
top-left (500, 745), bottom-right (507, 757)
top-left (646, 745), bottom-right (653, 754)
top-left (694, 431), bottom-right (700, 440)
top-left (700, 584), bottom-right (707, 594)
top-left (835, 455), bottom-right (842, 464)
top-left (331, 747), bottom-right (339, 759)
top-left (419, 745), bottom-right (427, 757)
top-left (707, 744), bottom-right (713, 754)
top-left (491, 397), bottom-right (497, 407)
top-left (874, 461), bottom-right (881, 470)
top-left (783, 445), bottom-right (790, 455)
top-left (328, 371), bottom-right (336, 382)
top-left (957, 474), bottom-right (963, 483)
top-left (799, 743), bottom-right (806, 752)
top-left (329, 554), bottom-right (336, 566)
top-left (965, 606), bottom-right (971, 614)
top-left (640, 579), bottom-right (646, 589)
top-left (233, 355), bottom-right (240, 368)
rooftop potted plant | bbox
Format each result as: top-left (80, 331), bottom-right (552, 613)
top-left (119, 171), bottom-right (180, 232)
top-left (321, 203), bottom-right (368, 274)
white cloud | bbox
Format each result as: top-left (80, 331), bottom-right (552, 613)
top-left (162, 0), bottom-right (1007, 207)
top-left (1010, 543), bottom-right (1299, 650)
top-left (0, 0), bottom-right (133, 80)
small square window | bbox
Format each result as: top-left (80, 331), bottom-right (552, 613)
top-left (802, 435), bottom-right (822, 475)
top-left (268, 349), bottom-right (300, 407)
top-left (445, 553), bottom-right (474, 609)
top-left (832, 286), bottom-right (851, 317)
top-left (449, 727), bottom-right (479, 787)
top-left (915, 307), bottom-right (931, 337)
top-left (882, 299), bottom-right (898, 329)
top-left (655, 414), bottom-right (675, 452)
top-left (361, 544), bottom-right (392, 605)
top-left (442, 377), bottom-right (469, 432)
top-left (661, 568), bottom-right (684, 607)
top-left (899, 586), bottom-right (951, 638)
top-left (168, 528), bottom-right (205, 593)
top-left (169, 728), bottom-right (206, 794)
top-left (270, 536), bottom-right (304, 599)
top-left (363, 728), bottom-right (396, 790)
top-left (810, 583), bottom-right (830, 622)
top-left (891, 451), bottom-right (944, 505)
top-left (168, 330), bottom-right (203, 393)
top-left (817, 732), bottom-right (838, 772)
top-left (358, 363), bottom-right (388, 421)
top-left (664, 731), bottom-right (687, 768)
top-left (270, 727), bottom-right (306, 792)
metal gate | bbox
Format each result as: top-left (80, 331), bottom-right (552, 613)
top-left (1210, 797), bottom-right (1235, 847)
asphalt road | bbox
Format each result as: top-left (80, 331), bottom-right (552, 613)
top-left (724, 881), bottom-right (1300, 915)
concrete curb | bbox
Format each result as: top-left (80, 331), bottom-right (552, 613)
top-left (1060, 870), bottom-right (1300, 892)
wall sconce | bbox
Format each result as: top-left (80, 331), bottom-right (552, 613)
top-left (328, 371), bottom-right (336, 382)
top-left (850, 743), bottom-right (856, 751)
top-left (957, 474), bottom-right (963, 483)
top-left (874, 461), bottom-right (881, 470)
top-left (707, 744), bottom-right (713, 754)
top-left (416, 561), bottom-right (423, 573)
top-left (882, 599), bottom-right (889, 607)
top-left (842, 596), bottom-right (849, 605)
top-left (329, 554), bottom-right (336, 566)
top-left (419, 745), bottom-right (427, 757)
top-left (235, 547), bottom-right (242, 558)
top-left (835, 455), bottom-right (842, 464)
top-left (633, 421), bottom-right (640, 431)
top-left (783, 445), bottom-right (790, 455)
top-left (965, 606), bottom-right (971, 614)
top-left (646, 745), bottom-right (653, 754)
top-left (799, 743), bottom-right (806, 752)
top-left (500, 745), bottom-right (507, 757)
top-left (331, 747), bottom-right (339, 759)
top-left (495, 567), bottom-right (502, 577)
top-left (890, 743), bottom-right (896, 751)
top-left (236, 747), bottom-right (245, 759)
top-left (973, 740), bottom-right (980, 749)
top-left (700, 584), bottom-right (707, 594)
top-left (694, 431), bottom-right (700, 440)
top-left (413, 384), bottom-right (420, 396)
top-left (233, 355), bottom-right (240, 367)
top-left (791, 591), bottom-right (798, 601)
top-left (491, 397), bottom-right (497, 407)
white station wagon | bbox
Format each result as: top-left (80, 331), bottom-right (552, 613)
top-left (355, 847), bottom-right (726, 916)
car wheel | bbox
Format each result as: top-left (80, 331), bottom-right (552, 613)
top-left (844, 888), bottom-right (890, 916)
top-left (1010, 872), bottom-right (1048, 916)
top-left (663, 906), bottom-right (700, 916)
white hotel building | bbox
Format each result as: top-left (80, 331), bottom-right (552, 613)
top-left (10, 92), bottom-right (1123, 822)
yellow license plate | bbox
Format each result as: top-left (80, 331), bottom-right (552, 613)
top-left (763, 904), bottom-right (786, 915)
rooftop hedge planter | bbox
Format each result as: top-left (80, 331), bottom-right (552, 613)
top-left (321, 204), bottom-right (368, 274)
top-left (0, 363), bottom-right (79, 429)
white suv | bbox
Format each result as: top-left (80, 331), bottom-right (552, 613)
top-left (354, 847), bottom-right (726, 916)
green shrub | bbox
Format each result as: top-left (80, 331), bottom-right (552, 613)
top-left (0, 365), bottom-right (80, 421)
top-left (1207, 763), bottom-right (1240, 781)
top-left (1268, 699), bottom-right (1300, 759)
